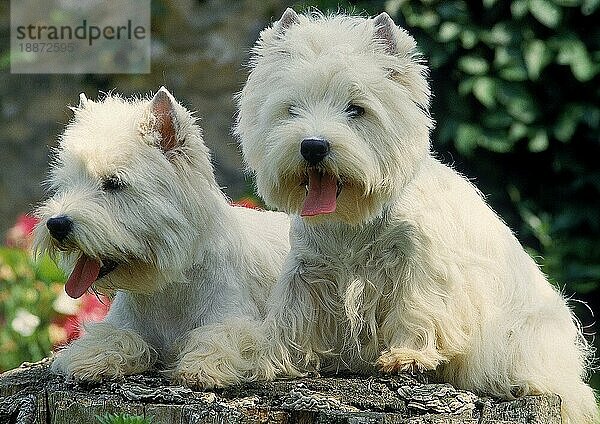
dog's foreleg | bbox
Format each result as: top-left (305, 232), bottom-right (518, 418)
top-left (171, 318), bottom-right (265, 388)
top-left (376, 258), bottom-right (469, 374)
top-left (51, 321), bottom-right (155, 381)
top-left (253, 258), bottom-right (324, 379)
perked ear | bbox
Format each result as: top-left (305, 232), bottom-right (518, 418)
top-left (149, 86), bottom-right (180, 154)
top-left (275, 8), bottom-right (300, 34)
top-left (373, 12), bottom-right (397, 54)
top-left (78, 93), bottom-right (89, 108)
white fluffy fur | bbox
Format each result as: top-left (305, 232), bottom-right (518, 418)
top-left (34, 88), bottom-right (290, 387)
top-left (235, 10), bottom-right (599, 423)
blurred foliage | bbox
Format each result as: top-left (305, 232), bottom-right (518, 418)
top-left (296, 0), bottom-right (600, 386)
top-left (0, 247), bottom-right (65, 372)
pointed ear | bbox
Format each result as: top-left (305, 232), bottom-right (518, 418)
top-left (373, 12), bottom-right (397, 54)
top-left (149, 86), bottom-right (179, 153)
top-left (78, 93), bottom-right (89, 108)
top-left (69, 93), bottom-right (89, 113)
top-left (275, 8), bottom-right (299, 34)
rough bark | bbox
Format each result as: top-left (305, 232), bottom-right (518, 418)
top-left (0, 359), bottom-right (562, 424)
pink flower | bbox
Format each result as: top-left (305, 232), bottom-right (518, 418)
top-left (52, 293), bottom-right (110, 347)
top-left (5, 214), bottom-right (39, 250)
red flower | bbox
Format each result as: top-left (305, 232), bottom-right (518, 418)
top-left (231, 197), bottom-right (261, 209)
top-left (5, 214), bottom-right (39, 250)
top-left (52, 293), bottom-right (110, 347)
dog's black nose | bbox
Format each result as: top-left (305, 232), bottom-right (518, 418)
top-left (301, 138), bottom-right (330, 165)
top-left (46, 215), bottom-right (73, 242)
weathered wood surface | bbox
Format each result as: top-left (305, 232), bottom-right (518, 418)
top-left (0, 359), bottom-right (562, 423)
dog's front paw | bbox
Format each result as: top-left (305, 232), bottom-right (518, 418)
top-left (171, 320), bottom-right (269, 389)
top-left (377, 347), bottom-right (443, 374)
top-left (171, 351), bottom-right (243, 389)
top-left (51, 322), bottom-right (154, 381)
top-left (51, 347), bottom-right (120, 381)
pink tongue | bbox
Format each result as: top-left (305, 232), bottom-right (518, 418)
top-left (301, 169), bottom-right (338, 217)
top-left (65, 254), bottom-right (101, 299)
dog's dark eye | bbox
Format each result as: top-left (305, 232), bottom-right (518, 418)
top-left (288, 105), bottom-right (299, 117)
top-left (345, 104), bottom-right (365, 118)
top-left (101, 175), bottom-right (125, 192)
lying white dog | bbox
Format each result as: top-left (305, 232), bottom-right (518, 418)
top-left (35, 88), bottom-right (290, 387)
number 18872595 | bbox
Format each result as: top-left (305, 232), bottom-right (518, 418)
top-left (19, 43), bottom-right (75, 53)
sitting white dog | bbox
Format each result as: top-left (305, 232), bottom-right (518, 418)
top-left (235, 9), bottom-right (598, 423)
top-left (34, 88), bottom-right (290, 387)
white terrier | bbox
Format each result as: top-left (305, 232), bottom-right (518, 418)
top-left (34, 88), bottom-right (290, 387)
top-left (235, 9), bottom-right (598, 423)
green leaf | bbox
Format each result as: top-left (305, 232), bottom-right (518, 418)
top-left (497, 84), bottom-right (538, 123)
top-left (483, 110), bottom-right (513, 128)
top-left (551, 0), bottom-right (581, 6)
top-left (570, 280), bottom-right (599, 294)
top-left (519, 207), bottom-right (552, 247)
top-left (511, 0), bottom-right (529, 17)
top-left (571, 42), bottom-right (598, 82)
top-left (509, 122), bottom-right (529, 140)
top-left (35, 254), bottom-right (65, 283)
top-left (473, 77), bottom-right (497, 107)
top-left (528, 129), bottom-right (549, 152)
top-left (458, 56), bottom-right (489, 75)
top-left (494, 47), bottom-right (512, 68)
top-left (437, 22), bottom-right (461, 42)
top-left (455, 123), bottom-right (481, 155)
top-left (582, 0), bottom-right (600, 14)
top-left (582, 105), bottom-right (600, 128)
top-left (478, 133), bottom-right (514, 152)
top-left (437, 119), bottom-right (459, 145)
top-left (556, 39), bottom-right (597, 81)
top-left (524, 39), bottom-right (552, 80)
top-left (385, 0), bottom-right (403, 17)
top-left (554, 105), bottom-right (582, 142)
top-left (528, 0), bottom-right (562, 28)
top-left (421, 11), bottom-right (441, 29)
top-left (507, 99), bottom-right (537, 123)
top-left (458, 77), bottom-right (476, 96)
top-left (436, 1), bottom-right (469, 21)
top-left (460, 30), bottom-right (478, 49)
top-left (405, 10), bottom-right (439, 29)
top-left (493, 46), bottom-right (525, 71)
top-left (499, 65), bottom-right (529, 81)
top-left (488, 23), bottom-right (513, 45)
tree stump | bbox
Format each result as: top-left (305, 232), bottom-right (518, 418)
top-left (0, 359), bottom-right (562, 423)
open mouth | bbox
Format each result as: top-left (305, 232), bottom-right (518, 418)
top-left (300, 168), bottom-right (342, 217)
top-left (99, 259), bottom-right (118, 279)
top-left (65, 254), bottom-right (118, 299)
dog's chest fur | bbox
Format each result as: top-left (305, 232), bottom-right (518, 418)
top-left (297, 210), bottom-right (414, 282)
top-left (108, 259), bottom-right (251, 362)
top-left (291, 212), bottom-right (416, 370)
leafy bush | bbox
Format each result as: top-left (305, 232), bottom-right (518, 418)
top-left (0, 247), bottom-right (64, 371)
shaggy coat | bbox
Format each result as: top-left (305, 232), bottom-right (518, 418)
top-left (35, 88), bottom-right (290, 387)
top-left (235, 10), bottom-right (598, 424)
